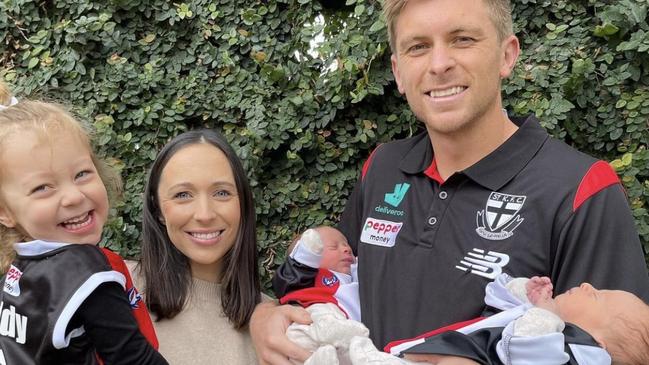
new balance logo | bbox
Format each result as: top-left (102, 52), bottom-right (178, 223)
top-left (384, 183), bottom-right (410, 207)
top-left (455, 248), bottom-right (510, 279)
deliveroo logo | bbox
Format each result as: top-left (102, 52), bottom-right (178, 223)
top-left (384, 183), bottom-right (410, 207)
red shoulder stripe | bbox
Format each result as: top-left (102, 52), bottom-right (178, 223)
top-left (361, 145), bottom-right (381, 181)
top-left (573, 160), bottom-right (621, 212)
top-left (100, 248), bottom-right (159, 349)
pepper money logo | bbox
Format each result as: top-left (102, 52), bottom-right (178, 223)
top-left (360, 217), bottom-right (403, 247)
top-left (375, 183), bottom-right (410, 217)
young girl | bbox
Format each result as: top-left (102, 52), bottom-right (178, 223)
top-left (0, 82), bottom-right (168, 365)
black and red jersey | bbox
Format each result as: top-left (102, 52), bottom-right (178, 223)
top-left (0, 240), bottom-right (165, 365)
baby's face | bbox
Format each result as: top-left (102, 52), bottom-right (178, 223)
top-left (318, 227), bottom-right (355, 274)
top-left (554, 283), bottom-right (644, 334)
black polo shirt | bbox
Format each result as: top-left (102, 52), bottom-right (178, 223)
top-left (338, 115), bottom-right (649, 348)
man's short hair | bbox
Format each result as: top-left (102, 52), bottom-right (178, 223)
top-left (382, 0), bottom-right (514, 53)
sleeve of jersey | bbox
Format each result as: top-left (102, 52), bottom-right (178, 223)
top-left (101, 248), bottom-right (159, 350)
top-left (496, 320), bottom-right (569, 365)
top-left (76, 283), bottom-right (168, 365)
top-left (551, 161), bottom-right (649, 301)
top-left (272, 257), bottom-right (319, 298)
top-left (51, 261), bottom-right (127, 350)
top-left (483, 274), bottom-right (529, 311)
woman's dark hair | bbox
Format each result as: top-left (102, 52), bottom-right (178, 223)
top-left (139, 129), bottom-right (260, 329)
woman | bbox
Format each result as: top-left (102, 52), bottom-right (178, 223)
top-left (132, 129), bottom-right (262, 364)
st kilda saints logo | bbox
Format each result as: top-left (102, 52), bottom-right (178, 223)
top-left (476, 192), bottom-right (526, 240)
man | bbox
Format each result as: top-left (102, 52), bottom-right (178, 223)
top-left (250, 0), bottom-right (649, 363)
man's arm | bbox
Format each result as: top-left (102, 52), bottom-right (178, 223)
top-left (250, 301), bottom-right (312, 365)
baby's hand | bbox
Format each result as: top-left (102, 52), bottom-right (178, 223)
top-left (526, 276), bottom-right (553, 305)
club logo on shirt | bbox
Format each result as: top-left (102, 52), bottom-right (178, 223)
top-left (455, 248), bottom-right (510, 279)
top-left (3, 265), bottom-right (22, 297)
top-left (360, 217), bottom-right (403, 247)
top-left (321, 274), bottom-right (339, 287)
top-left (127, 287), bottom-right (143, 309)
top-left (476, 192), bottom-right (526, 240)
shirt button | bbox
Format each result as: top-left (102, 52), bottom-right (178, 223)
top-left (439, 191), bottom-right (448, 200)
top-left (428, 217), bottom-right (437, 226)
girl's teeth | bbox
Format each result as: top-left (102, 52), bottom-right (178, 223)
top-left (62, 213), bottom-right (91, 229)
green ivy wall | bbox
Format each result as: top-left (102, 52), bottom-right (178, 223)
top-left (1, 0), bottom-right (647, 288)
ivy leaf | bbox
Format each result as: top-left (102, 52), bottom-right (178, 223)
top-left (621, 153), bottom-right (633, 166)
top-left (593, 23), bottom-right (619, 37)
top-left (28, 58), bottom-right (39, 69)
top-left (369, 19), bottom-right (385, 33)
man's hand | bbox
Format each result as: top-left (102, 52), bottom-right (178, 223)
top-left (250, 301), bottom-right (312, 365)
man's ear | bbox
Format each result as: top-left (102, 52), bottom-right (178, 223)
top-left (499, 34), bottom-right (521, 79)
top-left (0, 205), bottom-right (16, 228)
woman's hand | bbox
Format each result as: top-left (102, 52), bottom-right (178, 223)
top-left (250, 301), bottom-right (312, 365)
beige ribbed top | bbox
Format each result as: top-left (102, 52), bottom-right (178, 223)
top-left (127, 261), bottom-right (260, 365)
top-left (153, 277), bottom-right (258, 365)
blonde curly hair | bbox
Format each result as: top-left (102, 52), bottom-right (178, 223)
top-left (0, 82), bottom-right (122, 272)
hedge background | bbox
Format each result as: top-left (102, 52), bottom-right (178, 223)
top-left (1, 0), bottom-right (648, 290)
